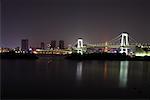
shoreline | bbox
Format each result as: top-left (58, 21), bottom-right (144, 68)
top-left (0, 52), bottom-right (38, 59)
top-left (1, 52), bottom-right (150, 61)
top-left (65, 53), bottom-right (150, 61)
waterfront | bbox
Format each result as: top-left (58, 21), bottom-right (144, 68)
top-left (1, 56), bottom-right (150, 99)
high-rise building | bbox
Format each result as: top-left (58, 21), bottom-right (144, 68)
top-left (59, 40), bottom-right (64, 49)
top-left (41, 42), bottom-right (45, 49)
top-left (50, 40), bottom-right (56, 49)
top-left (21, 39), bottom-right (28, 51)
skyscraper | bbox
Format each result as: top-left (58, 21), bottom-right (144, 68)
top-left (21, 39), bottom-right (28, 51)
top-left (50, 40), bottom-right (56, 49)
top-left (59, 40), bottom-right (64, 49)
top-left (41, 42), bottom-right (45, 49)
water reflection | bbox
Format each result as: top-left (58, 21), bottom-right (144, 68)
top-left (119, 61), bottom-right (129, 88)
top-left (76, 62), bottom-right (83, 81)
top-left (104, 62), bottom-right (108, 80)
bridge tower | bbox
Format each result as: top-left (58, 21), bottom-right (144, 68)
top-left (120, 32), bottom-right (129, 55)
top-left (104, 41), bottom-right (108, 52)
top-left (77, 38), bottom-right (83, 55)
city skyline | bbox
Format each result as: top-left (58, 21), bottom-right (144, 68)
top-left (1, 0), bottom-right (150, 48)
top-left (20, 39), bottom-right (65, 49)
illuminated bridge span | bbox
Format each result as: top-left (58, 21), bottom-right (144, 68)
top-left (72, 32), bottom-right (150, 55)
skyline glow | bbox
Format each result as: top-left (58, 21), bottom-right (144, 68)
top-left (1, 0), bottom-right (150, 48)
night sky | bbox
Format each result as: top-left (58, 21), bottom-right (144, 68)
top-left (1, 0), bottom-right (150, 48)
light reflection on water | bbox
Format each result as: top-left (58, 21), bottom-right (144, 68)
top-left (2, 57), bottom-right (150, 98)
top-left (75, 60), bottom-right (150, 88)
top-left (76, 62), bottom-right (83, 81)
top-left (119, 61), bottom-right (129, 88)
top-left (103, 62), bottom-right (108, 80)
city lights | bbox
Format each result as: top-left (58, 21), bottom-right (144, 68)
top-left (1, 0), bottom-right (150, 99)
top-left (1, 33), bottom-right (150, 58)
top-left (135, 52), bottom-right (150, 57)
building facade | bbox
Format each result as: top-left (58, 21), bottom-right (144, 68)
top-left (21, 39), bottom-right (28, 51)
top-left (41, 42), bottom-right (45, 49)
top-left (50, 40), bottom-right (56, 49)
top-left (59, 40), bottom-right (64, 49)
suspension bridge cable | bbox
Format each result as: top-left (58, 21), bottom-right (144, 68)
top-left (128, 35), bottom-right (138, 43)
top-left (108, 34), bottom-right (121, 43)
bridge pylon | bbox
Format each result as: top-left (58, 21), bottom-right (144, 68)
top-left (120, 32), bottom-right (129, 55)
top-left (77, 38), bottom-right (83, 55)
top-left (104, 41), bottom-right (108, 52)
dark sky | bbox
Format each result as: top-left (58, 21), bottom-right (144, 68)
top-left (1, 0), bottom-right (150, 48)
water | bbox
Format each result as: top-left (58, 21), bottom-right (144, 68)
top-left (1, 56), bottom-right (150, 98)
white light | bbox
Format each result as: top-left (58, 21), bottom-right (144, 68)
top-left (29, 48), bottom-right (32, 51)
top-left (114, 51), bottom-right (117, 53)
top-left (33, 51), bottom-right (38, 54)
top-left (120, 33), bottom-right (129, 46)
top-left (36, 49), bottom-right (42, 51)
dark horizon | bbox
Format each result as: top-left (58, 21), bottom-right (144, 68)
top-left (1, 0), bottom-right (150, 48)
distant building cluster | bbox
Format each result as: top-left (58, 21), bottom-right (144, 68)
top-left (20, 39), bottom-right (65, 50)
top-left (0, 39), bottom-right (67, 54)
top-left (0, 39), bottom-right (68, 54)
top-left (9, 39), bottom-right (67, 54)
top-left (40, 40), bottom-right (65, 50)
top-left (1, 34), bottom-right (150, 57)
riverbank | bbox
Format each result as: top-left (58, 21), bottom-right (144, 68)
top-left (1, 52), bottom-right (150, 61)
top-left (65, 53), bottom-right (150, 61)
top-left (0, 52), bottom-right (38, 59)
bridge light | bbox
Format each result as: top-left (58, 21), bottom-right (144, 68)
top-left (135, 52), bottom-right (150, 57)
top-left (114, 51), bottom-right (117, 53)
top-left (33, 51), bottom-right (38, 54)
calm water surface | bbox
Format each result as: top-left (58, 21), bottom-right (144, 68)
top-left (1, 56), bottom-right (150, 98)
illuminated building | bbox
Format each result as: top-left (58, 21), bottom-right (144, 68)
top-left (50, 40), bottom-right (56, 49)
top-left (41, 42), bottom-right (45, 49)
top-left (21, 39), bottom-right (28, 51)
top-left (59, 40), bottom-right (64, 49)
top-left (0, 48), bottom-right (10, 53)
top-left (135, 52), bottom-right (150, 56)
top-left (135, 46), bottom-right (150, 56)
